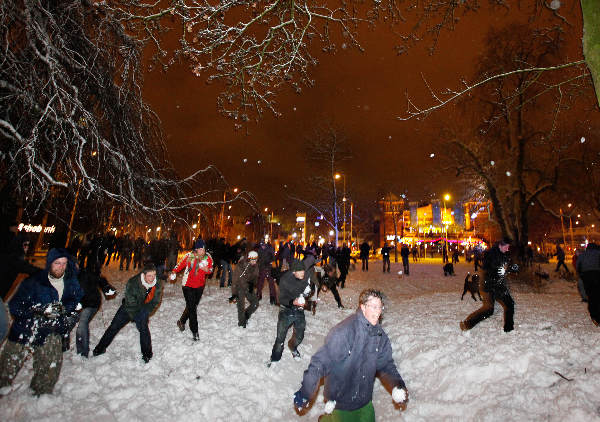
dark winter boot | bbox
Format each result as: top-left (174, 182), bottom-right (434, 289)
top-left (177, 320), bottom-right (185, 332)
top-left (291, 348), bottom-right (301, 359)
top-left (192, 333), bottom-right (199, 341)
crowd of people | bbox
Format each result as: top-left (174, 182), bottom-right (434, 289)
top-left (2, 221), bottom-right (598, 419)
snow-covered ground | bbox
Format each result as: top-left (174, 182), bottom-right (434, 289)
top-left (2, 258), bottom-right (599, 421)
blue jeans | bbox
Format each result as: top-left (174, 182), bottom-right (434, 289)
top-left (219, 260), bottom-right (232, 287)
top-left (270, 307), bottom-right (305, 362)
top-left (76, 307), bottom-right (98, 357)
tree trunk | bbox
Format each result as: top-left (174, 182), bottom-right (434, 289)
top-left (582, 0), bottom-right (600, 107)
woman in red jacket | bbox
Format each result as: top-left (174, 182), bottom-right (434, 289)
top-left (170, 239), bottom-right (213, 341)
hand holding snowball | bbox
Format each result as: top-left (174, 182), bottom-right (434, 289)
top-left (392, 386), bottom-right (409, 406)
top-left (169, 272), bottom-right (177, 281)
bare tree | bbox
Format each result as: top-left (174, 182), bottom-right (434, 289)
top-left (436, 24), bottom-right (588, 253)
top-left (0, 0), bottom-right (256, 226)
top-left (287, 126), bottom-right (352, 245)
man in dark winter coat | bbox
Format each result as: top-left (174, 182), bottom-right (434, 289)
top-left (0, 248), bottom-right (83, 395)
top-left (576, 243), bottom-right (600, 326)
top-left (270, 259), bottom-right (312, 363)
top-left (316, 264), bottom-right (344, 309)
top-left (0, 222), bottom-right (40, 300)
top-left (381, 242), bottom-right (392, 273)
top-left (400, 244), bottom-right (410, 276)
top-left (293, 289), bottom-right (408, 419)
top-left (76, 267), bottom-right (116, 357)
top-left (93, 263), bottom-right (162, 362)
top-left (336, 244), bottom-right (351, 288)
top-left (460, 238), bottom-right (517, 332)
top-left (359, 242), bottom-right (370, 271)
top-left (231, 251), bottom-right (259, 328)
top-left (256, 241), bottom-right (276, 303)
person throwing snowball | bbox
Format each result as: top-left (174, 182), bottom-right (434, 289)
top-left (293, 288), bottom-right (409, 420)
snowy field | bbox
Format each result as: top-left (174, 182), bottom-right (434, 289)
top-left (2, 258), bottom-right (599, 421)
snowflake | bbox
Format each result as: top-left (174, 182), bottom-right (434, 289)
top-left (430, 153), bottom-right (435, 158)
top-left (549, 0), bottom-right (561, 10)
top-left (581, 137), bottom-right (586, 143)
top-left (490, 161), bottom-right (495, 166)
top-left (243, 158), bottom-right (248, 163)
top-left (506, 171), bottom-right (511, 176)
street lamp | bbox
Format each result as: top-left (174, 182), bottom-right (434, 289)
top-left (335, 173), bottom-right (347, 246)
top-left (443, 194), bottom-right (450, 262)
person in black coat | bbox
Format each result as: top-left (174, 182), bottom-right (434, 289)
top-left (460, 238), bottom-right (518, 332)
top-left (381, 242), bottom-right (392, 273)
top-left (269, 259), bottom-right (312, 363)
top-left (576, 243), bottom-right (600, 326)
top-left (359, 242), bottom-right (370, 271)
top-left (76, 267), bottom-right (116, 357)
top-left (0, 224), bottom-right (40, 300)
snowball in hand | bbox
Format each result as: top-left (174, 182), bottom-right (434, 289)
top-left (169, 273), bottom-right (177, 281)
top-left (392, 387), bottom-right (407, 403)
top-left (297, 296), bottom-right (305, 306)
top-left (324, 400), bottom-right (336, 414)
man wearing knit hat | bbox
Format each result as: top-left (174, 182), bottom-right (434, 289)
top-left (269, 258), bottom-right (312, 364)
top-left (0, 248), bottom-right (83, 395)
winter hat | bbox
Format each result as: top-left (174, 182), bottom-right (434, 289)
top-left (248, 251), bottom-right (258, 259)
top-left (194, 238), bottom-right (206, 250)
top-left (45, 247), bottom-right (78, 277)
top-left (290, 259), bottom-right (305, 272)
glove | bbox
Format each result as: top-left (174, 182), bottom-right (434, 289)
top-left (32, 302), bottom-right (66, 319)
top-left (293, 390), bottom-right (309, 411)
top-left (392, 386), bottom-right (409, 405)
top-left (497, 266), bottom-right (506, 276)
top-left (75, 303), bottom-right (82, 312)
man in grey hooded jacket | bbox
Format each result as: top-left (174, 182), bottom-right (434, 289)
top-left (293, 289), bottom-right (408, 420)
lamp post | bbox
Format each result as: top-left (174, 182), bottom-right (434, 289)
top-left (334, 173), bottom-right (341, 246)
top-left (443, 194), bottom-right (450, 262)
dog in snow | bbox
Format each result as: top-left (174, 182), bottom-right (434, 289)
top-left (461, 272), bottom-right (482, 301)
top-left (443, 262), bottom-right (455, 276)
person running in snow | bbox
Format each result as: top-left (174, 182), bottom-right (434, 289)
top-left (93, 263), bottom-right (163, 363)
top-left (231, 250), bottom-right (259, 328)
top-left (576, 242), bottom-right (600, 326)
top-left (0, 248), bottom-right (83, 395)
top-left (269, 259), bottom-right (312, 363)
top-left (460, 237), bottom-right (518, 333)
top-left (170, 238), bottom-right (213, 341)
top-left (293, 289), bottom-right (408, 420)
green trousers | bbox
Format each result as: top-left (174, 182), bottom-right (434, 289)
top-left (0, 334), bottom-right (63, 395)
top-left (319, 402), bottom-right (375, 422)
